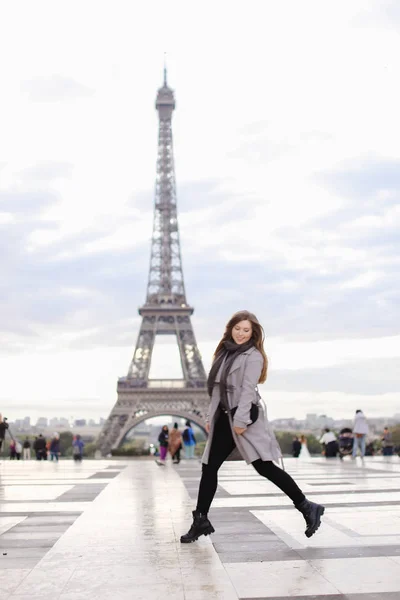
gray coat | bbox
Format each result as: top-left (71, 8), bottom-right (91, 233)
top-left (202, 347), bottom-right (282, 465)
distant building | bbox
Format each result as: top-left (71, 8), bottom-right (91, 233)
top-left (36, 417), bottom-right (48, 428)
top-left (74, 419), bottom-right (87, 427)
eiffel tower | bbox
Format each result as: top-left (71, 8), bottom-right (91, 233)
top-left (98, 68), bottom-right (209, 455)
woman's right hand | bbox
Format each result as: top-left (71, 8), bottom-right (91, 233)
top-left (205, 422), bottom-right (210, 434)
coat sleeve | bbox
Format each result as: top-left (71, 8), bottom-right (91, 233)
top-left (233, 352), bottom-right (263, 429)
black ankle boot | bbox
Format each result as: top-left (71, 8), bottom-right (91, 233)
top-left (180, 510), bottom-right (215, 543)
top-left (296, 498), bottom-right (325, 538)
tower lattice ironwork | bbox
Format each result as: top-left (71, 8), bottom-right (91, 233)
top-left (98, 69), bottom-right (208, 455)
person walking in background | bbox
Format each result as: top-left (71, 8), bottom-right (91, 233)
top-left (72, 435), bottom-right (84, 462)
top-left (182, 420), bottom-right (196, 459)
top-left (14, 439), bottom-right (22, 460)
top-left (9, 439), bottom-right (17, 459)
top-left (292, 436), bottom-right (301, 458)
top-left (156, 425), bottom-right (169, 466)
top-left (382, 427), bottom-right (394, 456)
top-left (181, 310), bottom-right (324, 544)
top-left (320, 428), bottom-right (338, 458)
top-left (299, 435), bottom-right (311, 460)
top-left (169, 423), bottom-right (182, 464)
top-left (0, 415), bottom-right (9, 453)
top-left (352, 409), bottom-right (369, 459)
top-left (50, 433), bottom-right (60, 462)
top-left (23, 438), bottom-right (31, 460)
top-left (34, 434), bottom-right (47, 460)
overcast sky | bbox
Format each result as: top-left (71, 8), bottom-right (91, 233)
top-left (1, 1), bottom-right (399, 423)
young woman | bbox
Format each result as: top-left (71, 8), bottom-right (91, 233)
top-left (352, 409), bottom-right (369, 458)
top-left (169, 423), bottom-right (182, 464)
top-left (181, 310), bottom-right (325, 543)
top-left (299, 435), bottom-right (311, 460)
top-left (157, 425), bottom-right (169, 465)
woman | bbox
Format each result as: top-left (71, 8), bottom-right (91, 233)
top-left (72, 434), bottom-right (84, 462)
top-left (299, 435), bottom-right (311, 460)
top-left (9, 439), bottom-right (17, 460)
top-left (50, 433), bottom-right (60, 462)
top-left (157, 425), bottom-right (169, 465)
top-left (181, 311), bottom-right (325, 543)
top-left (169, 423), bottom-right (182, 464)
top-left (352, 409), bottom-right (369, 458)
top-left (182, 420), bottom-right (197, 459)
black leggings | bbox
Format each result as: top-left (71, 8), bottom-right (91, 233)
top-left (196, 412), bottom-right (305, 514)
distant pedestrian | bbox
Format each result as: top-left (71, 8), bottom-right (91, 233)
top-left (0, 415), bottom-right (9, 453)
top-left (9, 440), bottom-right (17, 459)
top-left (23, 438), bottom-right (31, 460)
top-left (15, 440), bottom-right (22, 460)
top-left (169, 423), bottom-right (182, 464)
top-left (34, 434), bottom-right (47, 460)
top-left (292, 436), bottom-right (301, 458)
top-left (50, 433), bottom-right (60, 462)
top-left (156, 425), bottom-right (169, 466)
top-left (299, 435), bottom-right (311, 460)
top-left (72, 435), bottom-right (84, 462)
top-left (381, 427), bottom-right (394, 456)
top-left (320, 428), bottom-right (338, 458)
top-left (182, 420), bottom-right (196, 459)
top-left (352, 410), bottom-right (369, 459)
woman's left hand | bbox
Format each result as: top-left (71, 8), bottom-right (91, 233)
top-left (233, 426), bottom-right (246, 435)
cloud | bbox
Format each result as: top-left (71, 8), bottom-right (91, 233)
top-left (0, 189), bottom-right (60, 215)
top-left (267, 358), bottom-right (400, 395)
top-left (19, 161), bottom-right (74, 183)
top-left (315, 157), bottom-right (400, 200)
top-left (21, 75), bottom-right (94, 102)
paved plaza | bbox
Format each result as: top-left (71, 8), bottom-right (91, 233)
top-left (0, 456), bottom-right (400, 599)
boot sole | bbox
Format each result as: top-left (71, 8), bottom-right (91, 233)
top-left (180, 525), bottom-right (215, 543)
top-left (305, 506), bottom-right (325, 538)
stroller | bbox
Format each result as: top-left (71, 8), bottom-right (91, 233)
top-left (338, 427), bottom-right (354, 460)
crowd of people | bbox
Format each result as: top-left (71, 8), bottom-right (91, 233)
top-left (0, 415), bottom-right (86, 462)
top-left (155, 420), bottom-right (197, 466)
top-left (292, 410), bottom-right (397, 460)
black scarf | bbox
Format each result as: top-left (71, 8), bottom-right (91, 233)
top-left (207, 340), bottom-right (254, 409)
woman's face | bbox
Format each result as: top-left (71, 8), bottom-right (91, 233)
top-left (231, 319), bottom-right (252, 345)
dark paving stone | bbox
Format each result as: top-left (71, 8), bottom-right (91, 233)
top-left (210, 508), bottom-right (259, 520)
top-left (10, 525), bottom-right (70, 534)
top-left (56, 483), bottom-right (107, 502)
top-left (214, 540), bottom-right (289, 553)
top-left (0, 512), bottom-right (82, 519)
top-left (346, 594), bottom-right (400, 600)
top-left (210, 521), bottom-right (266, 534)
top-left (217, 548), bottom-right (302, 563)
top-left (212, 533), bottom-right (280, 543)
top-left (298, 545), bottom-right (400, 559)
top-left (0, 539), bottom-right (55, 548)
top-left (229, 488), bottom-right (400, 497)
top-left (88, 471), bottom-right (120, 479)
top-left (308, 482), bottom-right (354, 486)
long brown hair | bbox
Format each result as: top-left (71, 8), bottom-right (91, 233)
top-left (213, 310), bottom-right (268, 383)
